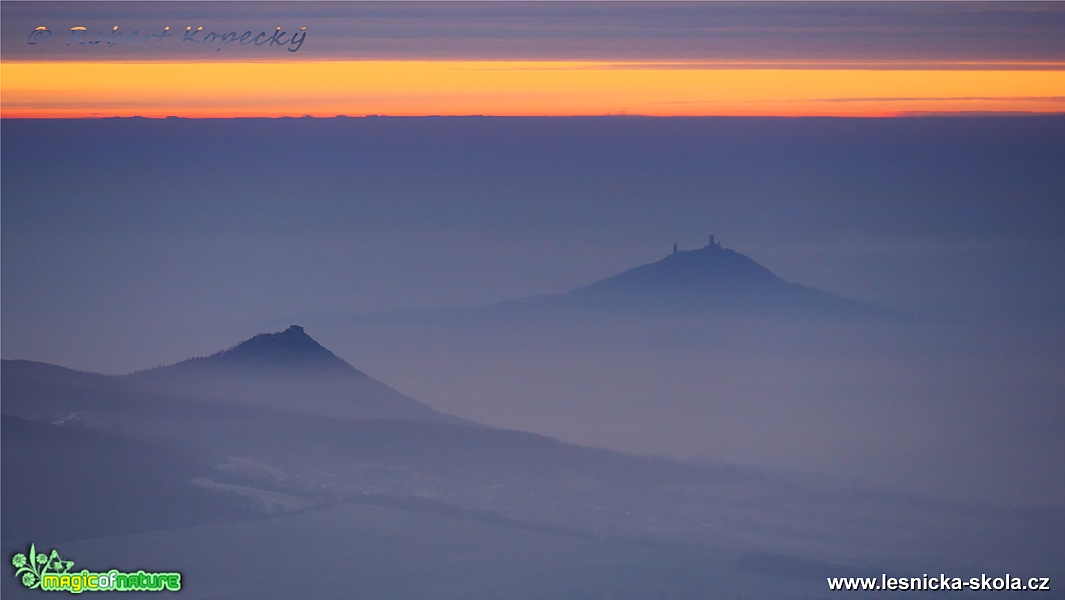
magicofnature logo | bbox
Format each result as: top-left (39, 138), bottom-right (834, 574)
top-left (11, 544), bottom-right (181, 593)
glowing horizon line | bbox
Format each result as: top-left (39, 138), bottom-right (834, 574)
top-left (3, 60), bottom-right (1064, 118)
top-left (3, 58), bottom-right (1065, 69)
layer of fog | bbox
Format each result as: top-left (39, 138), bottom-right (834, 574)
top-left (307, 310), bottom-right (1065, 507)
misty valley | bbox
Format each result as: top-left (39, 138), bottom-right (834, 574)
top-left (4, 0), bottom-right (1065, 589)
top-left (4, 243), bottom-right (1063, 599)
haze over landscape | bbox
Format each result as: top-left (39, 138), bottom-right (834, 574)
top-left (3, 2), bottom-right (1065, 598)
top-left (4, 112), bottom-right (1065, 599)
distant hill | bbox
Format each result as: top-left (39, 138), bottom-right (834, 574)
top-left (123, 325), bottom-right (466, 423)
top-left (505, 239), bottom-right (893, 318)
top-left (144, 325), bottom-right (356, 375)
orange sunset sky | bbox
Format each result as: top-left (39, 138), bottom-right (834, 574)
top-left (3, 60), bottom-right (1065, 118)
top-left (2, 2), bottom-right (1064, 118)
